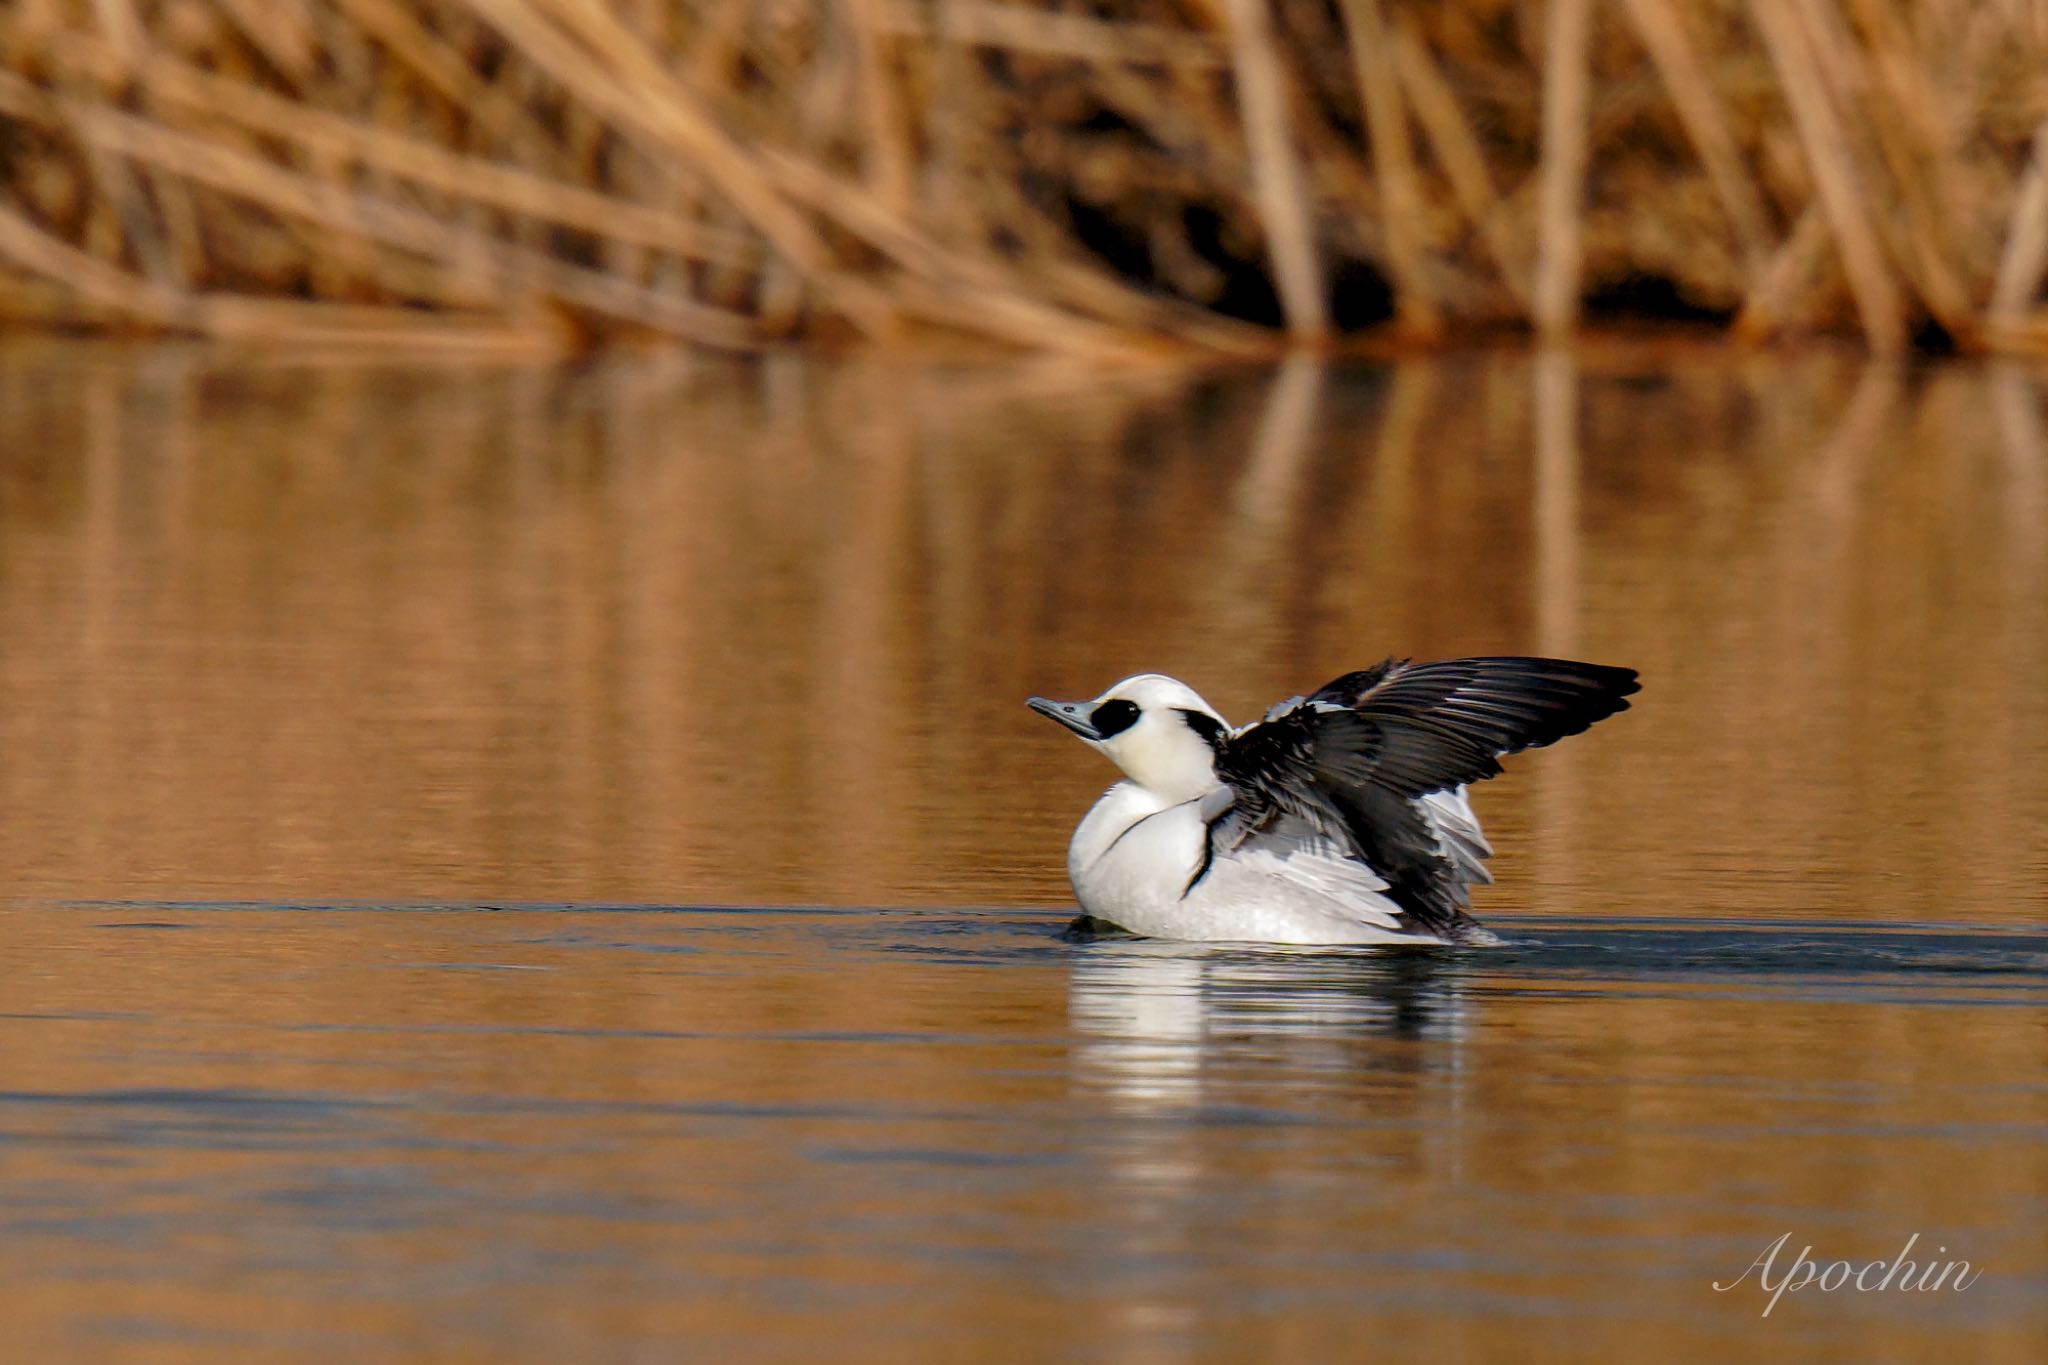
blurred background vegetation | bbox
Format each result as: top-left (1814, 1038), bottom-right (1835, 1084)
top-left (3, 0), bottom-right (2047, 355)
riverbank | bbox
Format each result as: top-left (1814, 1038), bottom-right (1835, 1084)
top-left (3, 1), bottom-right (2045, 355)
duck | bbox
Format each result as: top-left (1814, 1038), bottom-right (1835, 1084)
top-left (1028, 656), bottom-right (1639, 945)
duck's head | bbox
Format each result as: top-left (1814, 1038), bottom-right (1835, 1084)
top-left (1028, 674), bottom-right (1227, 803)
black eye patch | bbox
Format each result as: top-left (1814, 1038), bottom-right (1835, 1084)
top-left (1090, 698), bottom-right (1141, 738)
top-left (1175, 708), bottom-right (1225, 748)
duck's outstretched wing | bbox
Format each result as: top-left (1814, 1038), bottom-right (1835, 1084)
top-left (1205, 656), bottom-right (1639, 938)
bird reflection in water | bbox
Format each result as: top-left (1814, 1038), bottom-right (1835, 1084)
top-left (1062, 938), bottom-right (1480, 1352)
top-left (1065, 935), bottom-right (1470, 1110)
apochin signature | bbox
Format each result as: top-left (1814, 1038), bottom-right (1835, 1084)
top-left (1715, 1233), bottom-right (1982, 1317)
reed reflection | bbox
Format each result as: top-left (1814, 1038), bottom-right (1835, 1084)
top-left (0, 342), bottom-right (2041, 925)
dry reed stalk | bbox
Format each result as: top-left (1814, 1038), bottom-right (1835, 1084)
top-left (1533, 0), bottom-right (1592, 337)
top-left (215, 0), bottom-right (318, 81)
top-left (1748, 0), bottom-right (1907, 352)
top-left (149, 166), bottom-right (206, 286)
top-left (0, 198), bottom-right (194, 326)
top-left (196, 297), bottom-right (567, 352)
top-left (1992, 120), bottom-right (2048, 321)
top-left (1389, 18), bottom-right (1529, 312)
top-left (78, 142), bottom-right (176, 288)
top-left (1839, 0), bottom-right (1977, 341)
top-left (839, 0), bottom-right (913, 216)
top-left (874, 2), bottom-right (1224, 70)
top-left (1615, 0), bottom-right (1774, 279)
top-left (32, 79), bottom-right (764, 344)
top-left (329, 0), bottom-right (501, 117)
top-left (1735, 204), bottom-right (1833, 341)
top-left (1339, 0), bottom-right (1440, 337)
top-left (458, 0), bottom-right (827, 274)
top-left (86, 0), bottom-right (142, 56)
top-left (922, 0), bottom-right (987, 250)
top-left (1212, 0), bottom-right (1328, 340)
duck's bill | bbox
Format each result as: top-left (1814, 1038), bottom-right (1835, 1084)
top-left (1027, 696), bottom-right (1101, 740)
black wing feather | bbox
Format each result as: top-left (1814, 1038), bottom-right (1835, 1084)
top-left (1212, 656), bottom-right (1639, 939)
top-left (1305, 656), bottom-right (1639, 796)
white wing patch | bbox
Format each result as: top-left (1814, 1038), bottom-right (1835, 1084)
top-left (1257, 696), bottom-right (1306, 724)
top-left (1199, 819), bottom-right (1405, 934)
top-left (1419, 786), bottom-right (1494, 889)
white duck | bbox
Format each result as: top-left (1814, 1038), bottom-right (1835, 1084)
top-left (1028, 657), bottom-right (1638, 945)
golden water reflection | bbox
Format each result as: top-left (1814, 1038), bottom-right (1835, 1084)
top-left (2, 342), bottom-right (2043, 922)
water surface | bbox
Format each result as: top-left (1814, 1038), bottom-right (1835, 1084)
top-left (0, 343), bottom-right (2042, 1359)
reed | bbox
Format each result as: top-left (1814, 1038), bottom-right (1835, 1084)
top-left (2, 0), bottom-right (2046, 354)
